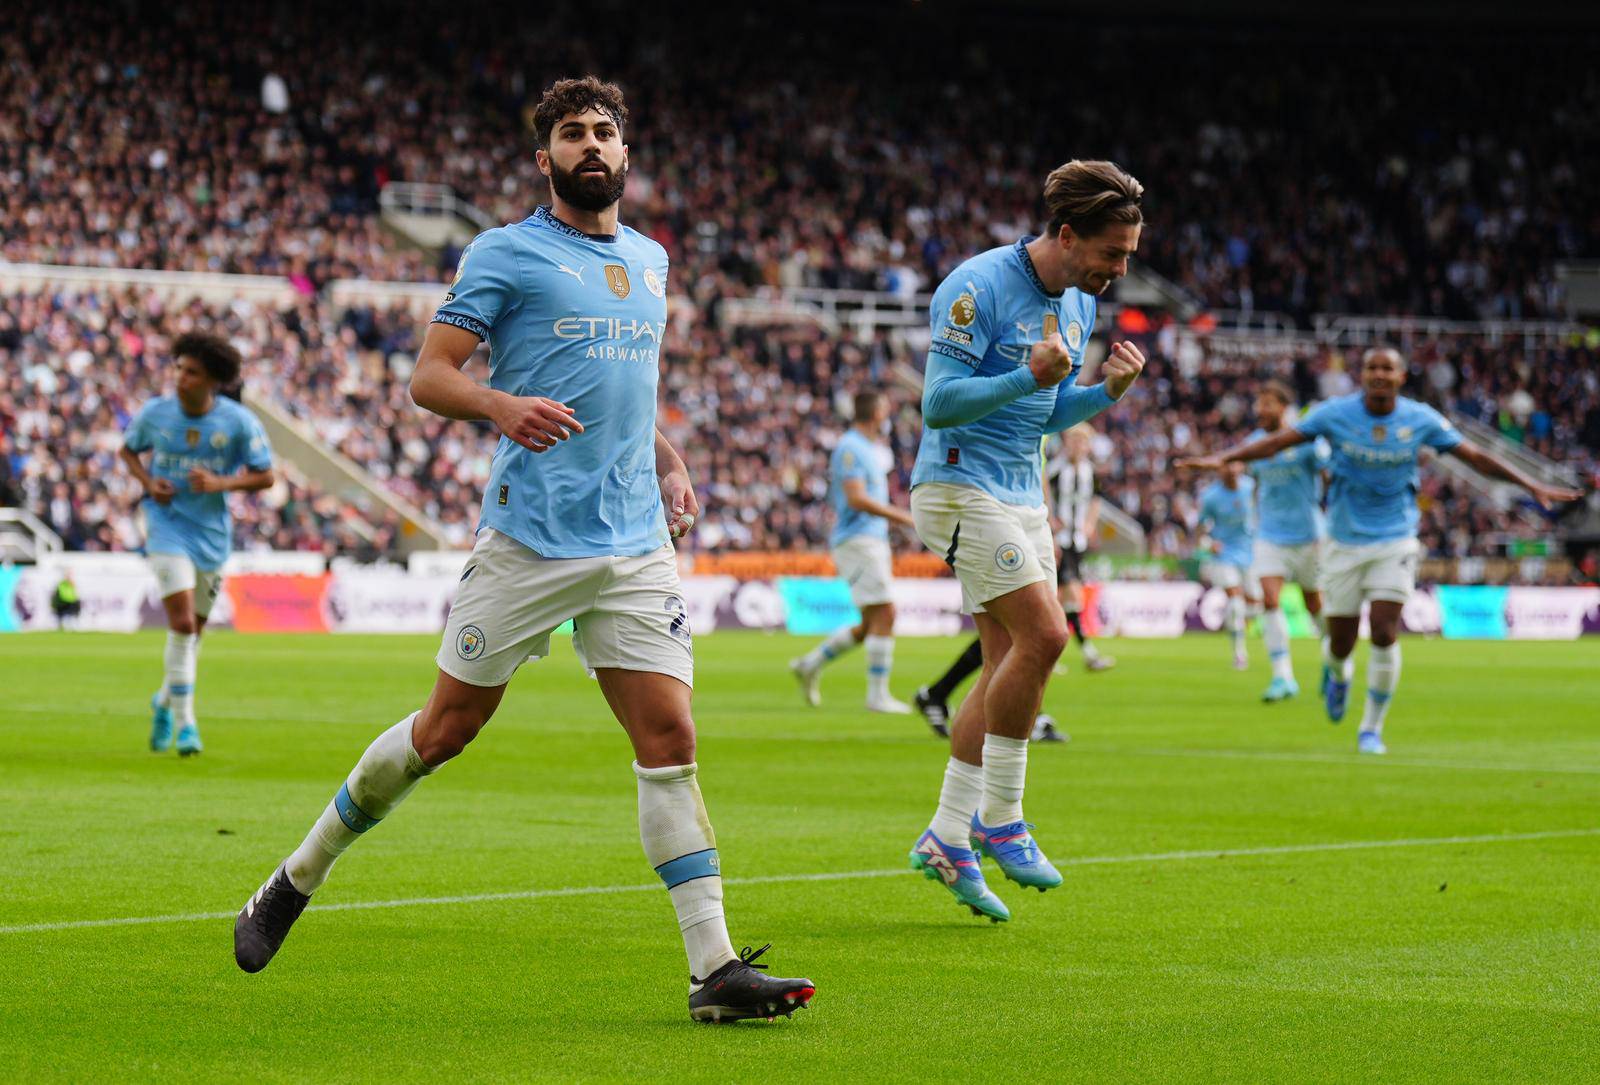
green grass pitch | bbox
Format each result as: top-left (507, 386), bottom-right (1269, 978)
top-left (2, 630), bottom-right (1597, 1082)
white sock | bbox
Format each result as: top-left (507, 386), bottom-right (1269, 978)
top-left (636, 761), bottom-right (737, 980)
top-left (165, 631), bottom-right (198, 727)
top-left (1321, 637), bottom-right (1355, 683)
top-left (1262, 609), bottom-right (1293, 681)
top-left (1361, 643), bottom-right (1402, 735)
top-left (978, 733), bottom-right (1028, 826)
top-left (930, 757), bottom-right (984, 843)
top-left (1226, 596), bottom-right (1246, 656)
top-left (864, 635), bottom-right (894, 699)
top-left (284, 713), bottom-right (433, 894)
top-left (801, 626), bottom-right (859, 671)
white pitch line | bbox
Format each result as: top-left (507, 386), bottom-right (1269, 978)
top-left (1124, 746), bottom-right (1600, 777)
top-left (3, 827), bottom-right (1596, 937)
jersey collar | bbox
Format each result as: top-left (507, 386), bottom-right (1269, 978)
top-left (1015, 236), bottom-right (1062, 299)
top-left (532, 205), bottom-right (618, 243)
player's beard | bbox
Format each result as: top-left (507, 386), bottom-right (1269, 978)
top-left (549, 156), bottom-right (628, 212)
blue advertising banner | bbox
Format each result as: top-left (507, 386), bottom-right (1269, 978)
top-left (1435, 585), bottom-right (1508, 640)
top-left (776, 577), bottom-right (856, 636)
top-left (0, 563), bottom-right (19, 631)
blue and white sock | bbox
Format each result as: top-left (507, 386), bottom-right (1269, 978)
top-left (165, 631), bottom-right (198, 726)
top-left (800, 626), bottom-right (859, 672)
top-left (1322, 637), bottom-right (1355, 684)
top-left (1361, 643), bottom-right (1401, 735)
top-left (864, 635), bottom-right (894, 699)
top-left (636, 761), bottom-right (737, 979)
top-left (1226, 596), bottom-right (1247, 658)
top-left (284, 713), bottom-right (432, 894)
top-left (1262, 609), bottom-right (1293, 682)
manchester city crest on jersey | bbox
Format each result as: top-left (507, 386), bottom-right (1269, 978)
top-left (644, 267), bottom-right (665, 298)
top-left (604, 264), bottom-right (631, 299)
top-left (950, 293), bottom-right (977, 328)
top-left (1372, 425), bottom-right (1388, 443)
top-left (1397, 425), bottom-right (1413, 441)
top-left (210, 431), bottom-right (229, 449)
top-left (1065, 321), bottom-right (1083, 350)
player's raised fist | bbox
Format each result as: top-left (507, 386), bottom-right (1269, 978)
top-left (493, 395), bottom-right (585, 453)
top-left (1028, 333), bottom-right (1076, 388)
top-left (1102, 341), bottom-right (1147, 400)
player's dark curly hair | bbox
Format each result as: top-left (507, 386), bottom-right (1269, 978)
top-left (533, 76), bottom-right (628, 148)
top-left (1044, 160), bottom-right (1144, 239)
top-left (172, 331), bottom-right (242, 387)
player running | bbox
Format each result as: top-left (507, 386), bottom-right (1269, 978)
top-left (1245, 381), bottom-right (1330, 702)
top-left (233, 78), bottom-right (813, 1023)
top-left (1196, 461), bottom-right (1258, 671)
top-left (907, 159), bottom-right (1147, 921)
top-left (1178, 347), bottom-right (1580, 753)
top-left (118, 333), bottom-right (275, 756)
top-left (1047, 424), bottom-right (1115, 672)
top-left (789, 390), bottom-right (915, 713)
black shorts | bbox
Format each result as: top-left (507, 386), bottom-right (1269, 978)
top-left (1057, 545), bottom-right (1086, 585)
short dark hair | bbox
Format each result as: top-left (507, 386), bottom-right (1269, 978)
top-left (853, 391), bottom-right (883, 420)
top-left (1259, 380), bottom-right (1294, 406)
top-left (172, 331), bottom-right (241, 386)
top-left (1044, 160), bottom-right (1144, 239)
top-left (533, 76), bottom-right (628, 149)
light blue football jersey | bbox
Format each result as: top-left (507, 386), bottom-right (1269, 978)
top-left (829, 428), bottom-right (892, 546)
top-left (1294, 394), bottom-right (1463, 545)
top-left (434, 206), bottom-right (671, 558)
top-left (123, 396), bottom-right (273, 570)
top-left (1199, 477), bottom-right (1256, 568)
top-left (911, 239), bottom-right (1099, 505)
top-left (1246, 428), bottom-right (1329, 546)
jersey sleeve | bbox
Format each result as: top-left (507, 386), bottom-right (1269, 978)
top-left (835, 443), bottom-right (870, 484)
top-left (433, 229), bottom-right (522, 340)
top-left (235, 408), bottom-right (274, 471)
top-left (927, 268), bottom-right (997, 368)
top-left (1419, 405), bottom-right (1464, 452)
top-left (123, 403), bottom-right (157, 452)
top-left (1294, 401), bottom-right (1333, 441)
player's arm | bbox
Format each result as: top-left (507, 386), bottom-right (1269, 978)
top-left (118, 446), bottom-right (175, 505)
top-left (188, 466), bottom-right (275, 494)
top-left (1044, 341), bottom-right (1146, 431)
top-left (1175, 428), bottom-right (1309, 471)
top-left (409, 322), bottom-right (582, 453)
top-left (1085, 495), bottom-right (1102, 541)
top-left (655, 428), bottom-right (699, 539)
top-left (1445, 442), bottom-right (1584, 509)
top-left (842, 478), bottom-right (914, 528)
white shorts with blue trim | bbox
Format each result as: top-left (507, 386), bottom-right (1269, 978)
top-left (437, 529), bottom-right (693, 689)
top-left (148, 552), bottom-right (224, 619)
top-left (911, 482), bottom-right (1054, 615)
top-left (1252, 539), bottom-right (1324, 589)
top-left (1323, 537), bottom-right (1420, 617)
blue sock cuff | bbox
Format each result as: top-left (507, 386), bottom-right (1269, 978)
top-left (334, 782), bottom-right (382, 833)
top-left (169, 683), bottom-right (193, 696)
top-left (1367, 689), bottom-right (1393, 705)
top-left (654, 848), bottom-right (720, 888)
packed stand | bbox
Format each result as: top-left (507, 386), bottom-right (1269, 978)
top-left (0, 285), bottom-right (381, 558)
top-left (3, 1), bottom-right (1596, 324)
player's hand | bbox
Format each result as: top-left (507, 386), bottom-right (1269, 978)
top-left (661, 469), bottom-right (700, 539)
top-left (147, 477), bottom-right (177, 505)
top-left (1209, 540), bottom-right (1223, 555)
top-left (1102, 340), bottom-right (1146, 400)
top-left (1174, 455), bottom-right (1222, 472)
top-left (188, 467), bottom-right (227, 494)
top-left (1028, 333), bottom-right (1075, 388)
top-left (493, 395), bottom-right (584, 453)
top-left (1529, 482), bottom-right (1584, 510)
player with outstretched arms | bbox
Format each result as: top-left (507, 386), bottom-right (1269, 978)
top-left (790, 390), bottom-right (916, 713)
top-left (907, 160), bottom-right (1148, 921)
top-left (1178, 348), bottom-right (1581, 753)
top-left (119, 333), bottom-right (275, 757)
top-left (233, 78), bottom-right (814, 1023)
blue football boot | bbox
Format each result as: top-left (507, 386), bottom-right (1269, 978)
top-left (1261, 676), bottom-right (1300, 703)
top-left (175, 723), bottom-right (203, 757)
top-left (1358, 730), bottom-right (1387, 755)
top-left (1325, 674), bottom-right (1350, 724)
top-left (909, 828), bottom-right (1009, 922)
top-left (149, 692), bottom-right (174, 752)
top-left (970, 814), bottom-right (1063, 892)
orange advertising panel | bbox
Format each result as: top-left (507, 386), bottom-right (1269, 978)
top-left (224, 574), bottom-right (331, 633)
top-left (684, 551), bottom-right (950, 580)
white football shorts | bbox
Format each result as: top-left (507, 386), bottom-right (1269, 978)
top-left (911, 482), bottom-right (1054, 615)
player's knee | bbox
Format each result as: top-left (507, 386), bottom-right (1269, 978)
top-left (1370, 627), bottom-right (1399, 649)
top-left (413, 705), bottom-right (490, 765)
top-left (1019, 622), bottom-right (1068, 665)
top-left (873, 605), bottom-right (897, 633)
top-left (637, 716), bottom-right (696, 767)
top-left (169, 614), bottom-right (199, 636)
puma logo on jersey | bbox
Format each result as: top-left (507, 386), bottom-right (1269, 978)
top-left (556, 264), bottom-right (585, 285)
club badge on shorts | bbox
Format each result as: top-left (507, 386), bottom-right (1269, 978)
top-left (456, 624), bottom-right (487, 660)
top-left (995, 542), bottom-right (1025, 572)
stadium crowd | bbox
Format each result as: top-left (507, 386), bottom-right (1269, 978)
top-left (3, 1), bottom-right (1595, 322)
